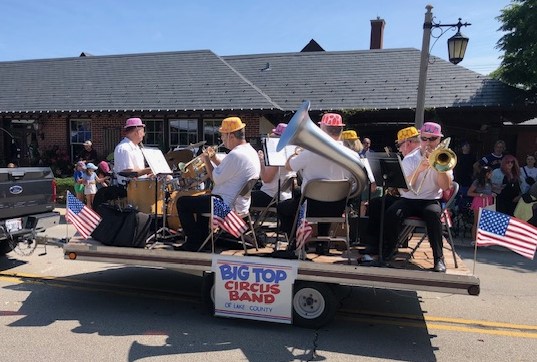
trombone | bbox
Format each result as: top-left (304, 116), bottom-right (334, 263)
top-left (408, 137), bottom-right (457, 195)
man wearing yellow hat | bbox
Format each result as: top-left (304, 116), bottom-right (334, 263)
top-left (176, 117), bottom-right (260, 251)
top-left (341, 130), bottom-right (364, 154)
top-left (361, 126), bottom-right (421, 263)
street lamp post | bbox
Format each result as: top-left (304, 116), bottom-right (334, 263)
top-left (415, 4), bottom-right (471, 129)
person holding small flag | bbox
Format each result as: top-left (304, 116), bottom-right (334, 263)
top-left (176, 117), bottom-right (260, 251)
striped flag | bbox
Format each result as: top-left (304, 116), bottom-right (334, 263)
top-left (66, 191), bottom-right (102, 239)
top-left (477, 209), bottom-right (537, 260)
top-left (212, 197), bottom-right (247, 238)
top-left (295, 202), bottom-right (312, 249)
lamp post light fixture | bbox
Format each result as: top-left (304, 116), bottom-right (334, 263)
top-left (415, 4), bottom-right (471, 129)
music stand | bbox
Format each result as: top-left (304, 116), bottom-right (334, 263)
top-left (366, 152), bottom-right (408, 263)
top-left (141, 148), bottom-right (175, 246)
top-left (261, 137), bottom-right (295, 248)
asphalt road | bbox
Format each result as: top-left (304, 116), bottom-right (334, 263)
top-left (1, 218), bottom-right (536, 361)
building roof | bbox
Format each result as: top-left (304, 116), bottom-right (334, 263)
top-left (0, 47), bottom-right (529, 116)
top-left (223, 48), bottom-right (528, 112)
top-left (0, 50), bottom-right (281, 114)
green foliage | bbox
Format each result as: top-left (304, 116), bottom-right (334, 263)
top-left (496, 0), bottom-right (537, 90)
top-left (40, 145), bottom-right (73, 177)
top-left (55, 177), bottom-right (75, 204)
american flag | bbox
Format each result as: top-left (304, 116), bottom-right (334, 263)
top-left (295, 203), bottom-right (312, 249)
top-left (477, 209), bottom-right (537, 260)
top-left (66, 191), bottom-right (102, 239)
top-left (212, 197), bottom-right (247, 238)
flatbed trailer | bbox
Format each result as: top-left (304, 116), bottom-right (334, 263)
top-left (62, 234), bottom-right (479, 328)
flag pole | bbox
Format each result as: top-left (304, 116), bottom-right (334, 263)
top-left (65, 190), bottom-right (70, 242)
top-left (472, 208), bottom-right (482, 275)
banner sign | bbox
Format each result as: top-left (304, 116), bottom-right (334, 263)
top-left (212, 255), bottom-right (298, 324)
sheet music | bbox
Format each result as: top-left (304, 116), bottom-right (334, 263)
top-left (141, 147), bottom-right (173, 175)
top-left (263, 137), bottom-right (295, 167)
top-left (359, 158), bottom-right (376, 184)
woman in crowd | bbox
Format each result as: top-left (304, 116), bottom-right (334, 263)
top-left (519, 154), bottom-right (537, 194)
top-left (491, 155), bottom-right (522, 216)
top-left (467, 166), bottom-right (496, 240)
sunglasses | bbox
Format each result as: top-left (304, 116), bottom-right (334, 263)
top-left (420, 136), bottom-right (439, 142)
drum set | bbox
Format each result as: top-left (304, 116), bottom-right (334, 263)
top-left (123, 141), bottom-right (213, 232)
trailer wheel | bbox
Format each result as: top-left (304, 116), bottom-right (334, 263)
top-left (292, 282), bottom-right (337, 329)
top-left (201, 272), bottom-right (215, 315)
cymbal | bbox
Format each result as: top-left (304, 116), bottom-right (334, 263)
top-left (165, 149), bottom-right (194, 164)
top-left (184, 140), bottom-right (207, 150)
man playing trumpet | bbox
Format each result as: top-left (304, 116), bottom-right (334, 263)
top-left (383, 122), bottom-right (453, 272)
top-left (175, 117), bottom-right (260, 252)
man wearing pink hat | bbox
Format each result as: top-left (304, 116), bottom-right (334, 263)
top-left (252, 123), bottom-right (295, 209)
top-left (382, 121), bottom-right (453, 272)
top-left (113, 118), bottom-right (152, 185)
top-left (278, 113), bottom-right (353, 254)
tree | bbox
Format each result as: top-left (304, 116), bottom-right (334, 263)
top-left (495, 0), bottom-right (537, 90)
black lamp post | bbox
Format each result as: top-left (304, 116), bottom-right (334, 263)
top-left (447, 20), bottom-right (470, 64)
top-left (415, 5), bottom-right (471, 128)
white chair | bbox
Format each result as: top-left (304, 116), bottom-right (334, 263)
top-left (197, 178), bottom-right (259, 253)
top-left (289, 179), bottom-right (353, 263)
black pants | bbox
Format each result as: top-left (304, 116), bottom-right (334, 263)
top-left (384, 198), bottom-right (444, 260)
top-left (277, 197), bottom-right (346, 239)
top-left (250, 190), bottom-right (274, 208)
top-left (177, 195), bottom-right (213, 249)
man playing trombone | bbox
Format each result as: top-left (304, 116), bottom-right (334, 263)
top-left (383, 122), bottom-right (453, 272)
top-left (175, 117), bottom-right (260, 252)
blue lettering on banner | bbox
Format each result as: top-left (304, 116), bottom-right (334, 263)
top-left (219, 264), bottom-right (250, 280)
top-left (252, 268), bottom-right (287, 283)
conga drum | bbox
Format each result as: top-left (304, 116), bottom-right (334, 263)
top-left (127, 179), bottom-right (166, 215)
top-left (167, 189), bottom-right (211, 230)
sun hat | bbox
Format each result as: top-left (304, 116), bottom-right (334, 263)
top-left (396, 126), bottom-right (420, 143)
top-left (271, 123), bottom-right (287, 136)
top-left (420, 122), bottom-right (443, 137)
top-left (341, 130), bottom-right (359, 140)
top-left (124, 117), bottom-right (145, 129)
top-left (319, 113), bottom-right (345, 127)
top-left (219, 117), bottom-right (246, 133)
top-left (83, 140), bottom-right (92, 147)
top-left (98, 161), bottom-right (110, 173)
top-left (86, 162), bottom-right (98, 170)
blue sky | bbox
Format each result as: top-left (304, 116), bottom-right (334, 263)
top-left (1, 0), bottom-right (511, 75)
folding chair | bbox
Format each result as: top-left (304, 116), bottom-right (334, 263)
top-left (198, 178), bottom-right (259, 253)
top-left (396, 181), bottom-right (459, 268)
top-left (251, 176), bottom-right (296, 230)
top-left (289, 179), bottom-right (353, 263)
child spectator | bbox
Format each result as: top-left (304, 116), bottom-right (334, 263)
top-left (467, 166), bottom-right (496, 241)
top-left (96, 160), bottom-right (111, 190)
top-left (81, 162), bottom-right (106, 209)
top-left (73, 161), bottom-right (86, 202)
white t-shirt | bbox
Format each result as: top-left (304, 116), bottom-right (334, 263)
top-left (212, 143), bottom-right (260, 214)
top-left (260, 167), bottom-right (295, 200)
top-left (113, 137), bottom-right (146, 185)
top-left (399, 148), bottom-right (453, 199)
top-left (289, 146), bottom-right (352, 192)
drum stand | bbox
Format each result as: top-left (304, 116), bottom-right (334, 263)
top-left (146, 174), bottom-right (178, 248)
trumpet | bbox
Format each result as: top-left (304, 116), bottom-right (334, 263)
top-left (408, 137), bottom-right (457, 195)
top-left (178, 143), bottom-right (224, 180)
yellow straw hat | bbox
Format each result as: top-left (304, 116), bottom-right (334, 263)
top-left (396, 126), bottom-right (419, 143)
top-left (219, 117), bottom-right (246, 133)
top-left (341, 130), bottom-right (359, 140)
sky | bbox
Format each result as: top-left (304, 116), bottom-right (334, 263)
top-left (0, 0), bottom-right (512, 75)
